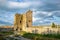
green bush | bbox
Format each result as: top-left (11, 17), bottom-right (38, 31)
top-left (51, 22), bottom-right (56, 28)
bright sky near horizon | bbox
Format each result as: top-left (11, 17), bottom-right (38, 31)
top-left (0, 0), bottom-right (60, 26)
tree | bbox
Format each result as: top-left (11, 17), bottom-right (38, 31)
top-left (51, 22), bottom-right (56, 28)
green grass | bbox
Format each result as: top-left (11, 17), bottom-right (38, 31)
top-left (0, 31), bottom-right (14, 40)
top-left (0, 31), bottom-right (14, 35)
top-left (20, 31), bottom-right (27, 35)
top-left (22, 33), bottom-right (60, 40)
top-left (42, 34), bottom-right (60, 39)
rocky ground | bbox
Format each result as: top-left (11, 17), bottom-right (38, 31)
top-left (4, 35), bottom-right (31, 40)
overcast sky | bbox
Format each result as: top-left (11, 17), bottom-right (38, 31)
top-left (0, 0), bottom-right (60, 26)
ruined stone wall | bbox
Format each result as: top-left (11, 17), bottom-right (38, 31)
top-left (22, 14), bottom-right (27, 31)
top-left (25, 26), bottom-right (60, 34)
top-left (26, 10), bottom-right (32, 27)
top-left (14, 14), bottom-right (23, 31)
top-left (14, 10), bottom-right (33, 32)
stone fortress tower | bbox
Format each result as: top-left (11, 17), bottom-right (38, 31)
top-left (26, 10), bottom-right (32, 27)
top-left (14, 10), bottom-right (32, 31)
top-left (14, 14), bottom-right (23, 31)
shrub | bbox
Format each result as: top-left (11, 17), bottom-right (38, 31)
top-left (51, 22), bottom-right (56, 28)
top-left (22, 33), bottom-right (60, 40)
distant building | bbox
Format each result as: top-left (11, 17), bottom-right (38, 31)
top-left (14, 10), bottom-right (60, 34)
top-left (0, 26), bottom-right (13, 31)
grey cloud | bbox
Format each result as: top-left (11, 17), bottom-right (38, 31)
top-left (53, 11), bottom-right (60, 17)
top-left (33, 11), bottom-right (54, 20)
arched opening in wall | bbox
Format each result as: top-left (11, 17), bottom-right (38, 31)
top-left (20, 28), bottom-right (22, 31)
top-left (29, 20), bottom-right (31, 22)
top-left (16, 27), bottom-right (18, 31)
top-left (20, 21), bottom-right (21, 23)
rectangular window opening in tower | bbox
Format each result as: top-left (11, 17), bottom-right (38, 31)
top-left (20, 21), bottom-right (21, 23)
